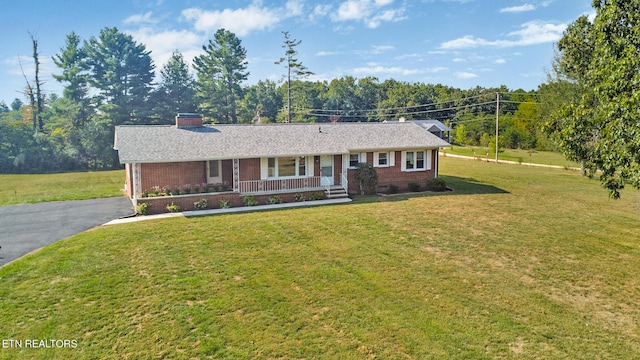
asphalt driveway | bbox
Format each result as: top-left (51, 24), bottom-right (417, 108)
top-left (0, 197), bottom-right (133, 267)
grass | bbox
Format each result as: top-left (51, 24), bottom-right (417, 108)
top-left (0, 170), bottom-right (125, 206)
top-left (443, 146), bottom-right (582, 168)
top-left (1, 158), bottom-right (639, 359)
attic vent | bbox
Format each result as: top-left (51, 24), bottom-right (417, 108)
top-left (176, 113), bottom-right (202, 128)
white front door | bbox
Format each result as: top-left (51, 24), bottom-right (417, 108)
top-left (207, 160), bottom-right (222, 184)
top-left (320, 155), bottom-right (334, 186)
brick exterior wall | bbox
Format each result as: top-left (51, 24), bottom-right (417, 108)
top-left (140, 161), bottom-right (207, 193)
top-left (239, 158), bottom-right (260, 181)
top-left (130, 149), bottom-right (439, 202)
top-left (346, 150), bottom-right (438, 194)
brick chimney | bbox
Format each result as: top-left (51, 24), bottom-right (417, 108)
top-left (176, 113), bottom-right (203, 128)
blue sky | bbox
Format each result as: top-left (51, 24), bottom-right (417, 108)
top-left (1, 0), bottom-right (594, 105)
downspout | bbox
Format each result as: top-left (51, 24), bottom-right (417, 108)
top-left (132, 162), bottom-right (138, 207)
top-left (435, 149), bottom-right (439, 179)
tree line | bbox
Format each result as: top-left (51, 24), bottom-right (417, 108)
top-left (0, 26), bottom-right (548, 174)
top-left (3, 0), bottom-right (639, 201)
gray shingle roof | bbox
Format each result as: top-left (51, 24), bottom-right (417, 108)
top-left (114, 122), bottom-right (451, 164)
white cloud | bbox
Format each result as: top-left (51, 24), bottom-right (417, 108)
top-left (439, 20), bottom-right (566, 49)
top-left (371, 45), bottom-right (395, 54)
top-left (124, 11), bottom-right (157, 25)
top-left (352, 62), bottom-right (421, 75)
top-left (316, 50), bottom-right (339, 56)
top-left (495, 58), bottom-right (506, 64)
top-left (456, 71), bottom-right (478, 79)
top-left (331, 0), bottom-right (406, 28)
top-left (500, 4), bottom-right (535, 13)
top-left (508, 20), bottom-right (566, 45)
top-left (127, 27), bottom-right (203, 73)
top-left (395, 53), bottom-right (421, 60)
top-left (181, 0), bottom-right (301, 36)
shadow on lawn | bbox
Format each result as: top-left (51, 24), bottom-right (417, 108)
top-left (439, 175), bottom-right (509, 196)
top-left (351, 175), bottom-right (509, 204)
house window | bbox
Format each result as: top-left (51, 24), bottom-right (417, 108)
top-left (378, 152), bottom-right (388, 166)
top-left (403, 151), bottom-right (427, 171)
top-left (266, 157), bottom-right (307, 178)
top-left (298, 156), bottom-right (306, 176)
top-left (209, 160), bottom-right (219, 178)
top-left (278, 157), bottom-right (296, 177)
top-left (349, 154), bottom-right (359, 167)
top-left (268, 158), bottom-right (276, 177)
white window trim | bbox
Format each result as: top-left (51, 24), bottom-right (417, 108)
top-left (401, 150), bottom-right (432, 172)
top-left (260, 156), bottom-right (310, 179)
top-left (373, 151), bottom-right (395, 168)
top-left (348, 153), bottom-right (366, 169)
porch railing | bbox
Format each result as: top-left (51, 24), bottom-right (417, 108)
top-left (238, 176), bottom-right (321, 194)
top-left (340, 172), bottom-right (349, 193)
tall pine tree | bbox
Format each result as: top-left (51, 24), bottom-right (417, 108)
top-left (194, 29), bottom-right (248, 124)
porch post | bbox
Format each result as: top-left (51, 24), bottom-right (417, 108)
top-left (232, 158), bottom-right (240, 192)
top-left (341, 153), bottom-right (348, 191)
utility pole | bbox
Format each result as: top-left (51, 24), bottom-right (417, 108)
top-left (495, 92), bottom-right (500, 163)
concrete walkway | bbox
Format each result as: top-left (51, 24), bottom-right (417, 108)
top-left (105, 197), bottom-right (352, 225)
top-left (0, 197), bottom-right (134, 267)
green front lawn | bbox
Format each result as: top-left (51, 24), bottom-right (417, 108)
top-left (0, 170), bottom-right (125, 206)
top-left (443, 146), bottom-right (581, 168)
top-left (0, 158), bottom-right (638, 359)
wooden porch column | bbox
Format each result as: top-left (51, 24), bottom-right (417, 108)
top-left (233, 158), bottom-right (239, 191)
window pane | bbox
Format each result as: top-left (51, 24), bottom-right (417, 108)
top-left (299, 156), bottom-right (306, 176)
top-left (350, 154), bottom-right (359, 167)
top-left (268, 158), bottom-right (275, 177)
top-left (417, 151), bottom-right (425, 169)
top-left (378, 152), bottom-right (387, 166)
top-left (278, 157), bottom-right (296, 177)
top-left (209, 160), bottom-right (219, 177)
top-left (406, 151), bottom-right (414, 169)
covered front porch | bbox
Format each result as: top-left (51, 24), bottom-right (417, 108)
top-left (128, 154), bottom-right (350, 206)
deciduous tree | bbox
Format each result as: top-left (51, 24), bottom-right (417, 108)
top-left (546, 1), bottom-right (640, 198)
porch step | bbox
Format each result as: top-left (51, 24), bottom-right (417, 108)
top-left (325, 186), bottom-right (349, 199)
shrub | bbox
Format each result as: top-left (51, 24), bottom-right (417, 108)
top-left (219, 199), bottom-right (230, 209)
top-left (243, 195), bottom-right (258, 206)
top-left (425, 178), bottom-right (447, 192)
top-left (294, 193), bottom-right (305, 202)
top-left (387, 184), bottom-right (399, 194)
top-left (354, 162), bottom-right (378, 195)
top-left (408, 182), bottom-right (421, 192)
top-left (141, 190), bottom-right (149, 198)
top-left (194, 199), bottom-right (208, 210)
top-left (309, 192), bottom-right (324, 201)
top-left (163, 187), bottom-right (171, 196)
top-left (151, 186), bottom-right (161, 196)
top-left (171, 188), bottom-right (181, 196)
top-left (267, 195), bottom-right (282, 205)
top-left (135, 202), bottom-right (150, 215)
top-left (166, 202), bottom-right (180, 213)
top-left (183, 184), bottom-right (192, 194)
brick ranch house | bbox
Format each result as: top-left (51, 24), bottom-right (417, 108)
top-left (114, 114), bottom-right (450, 214)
